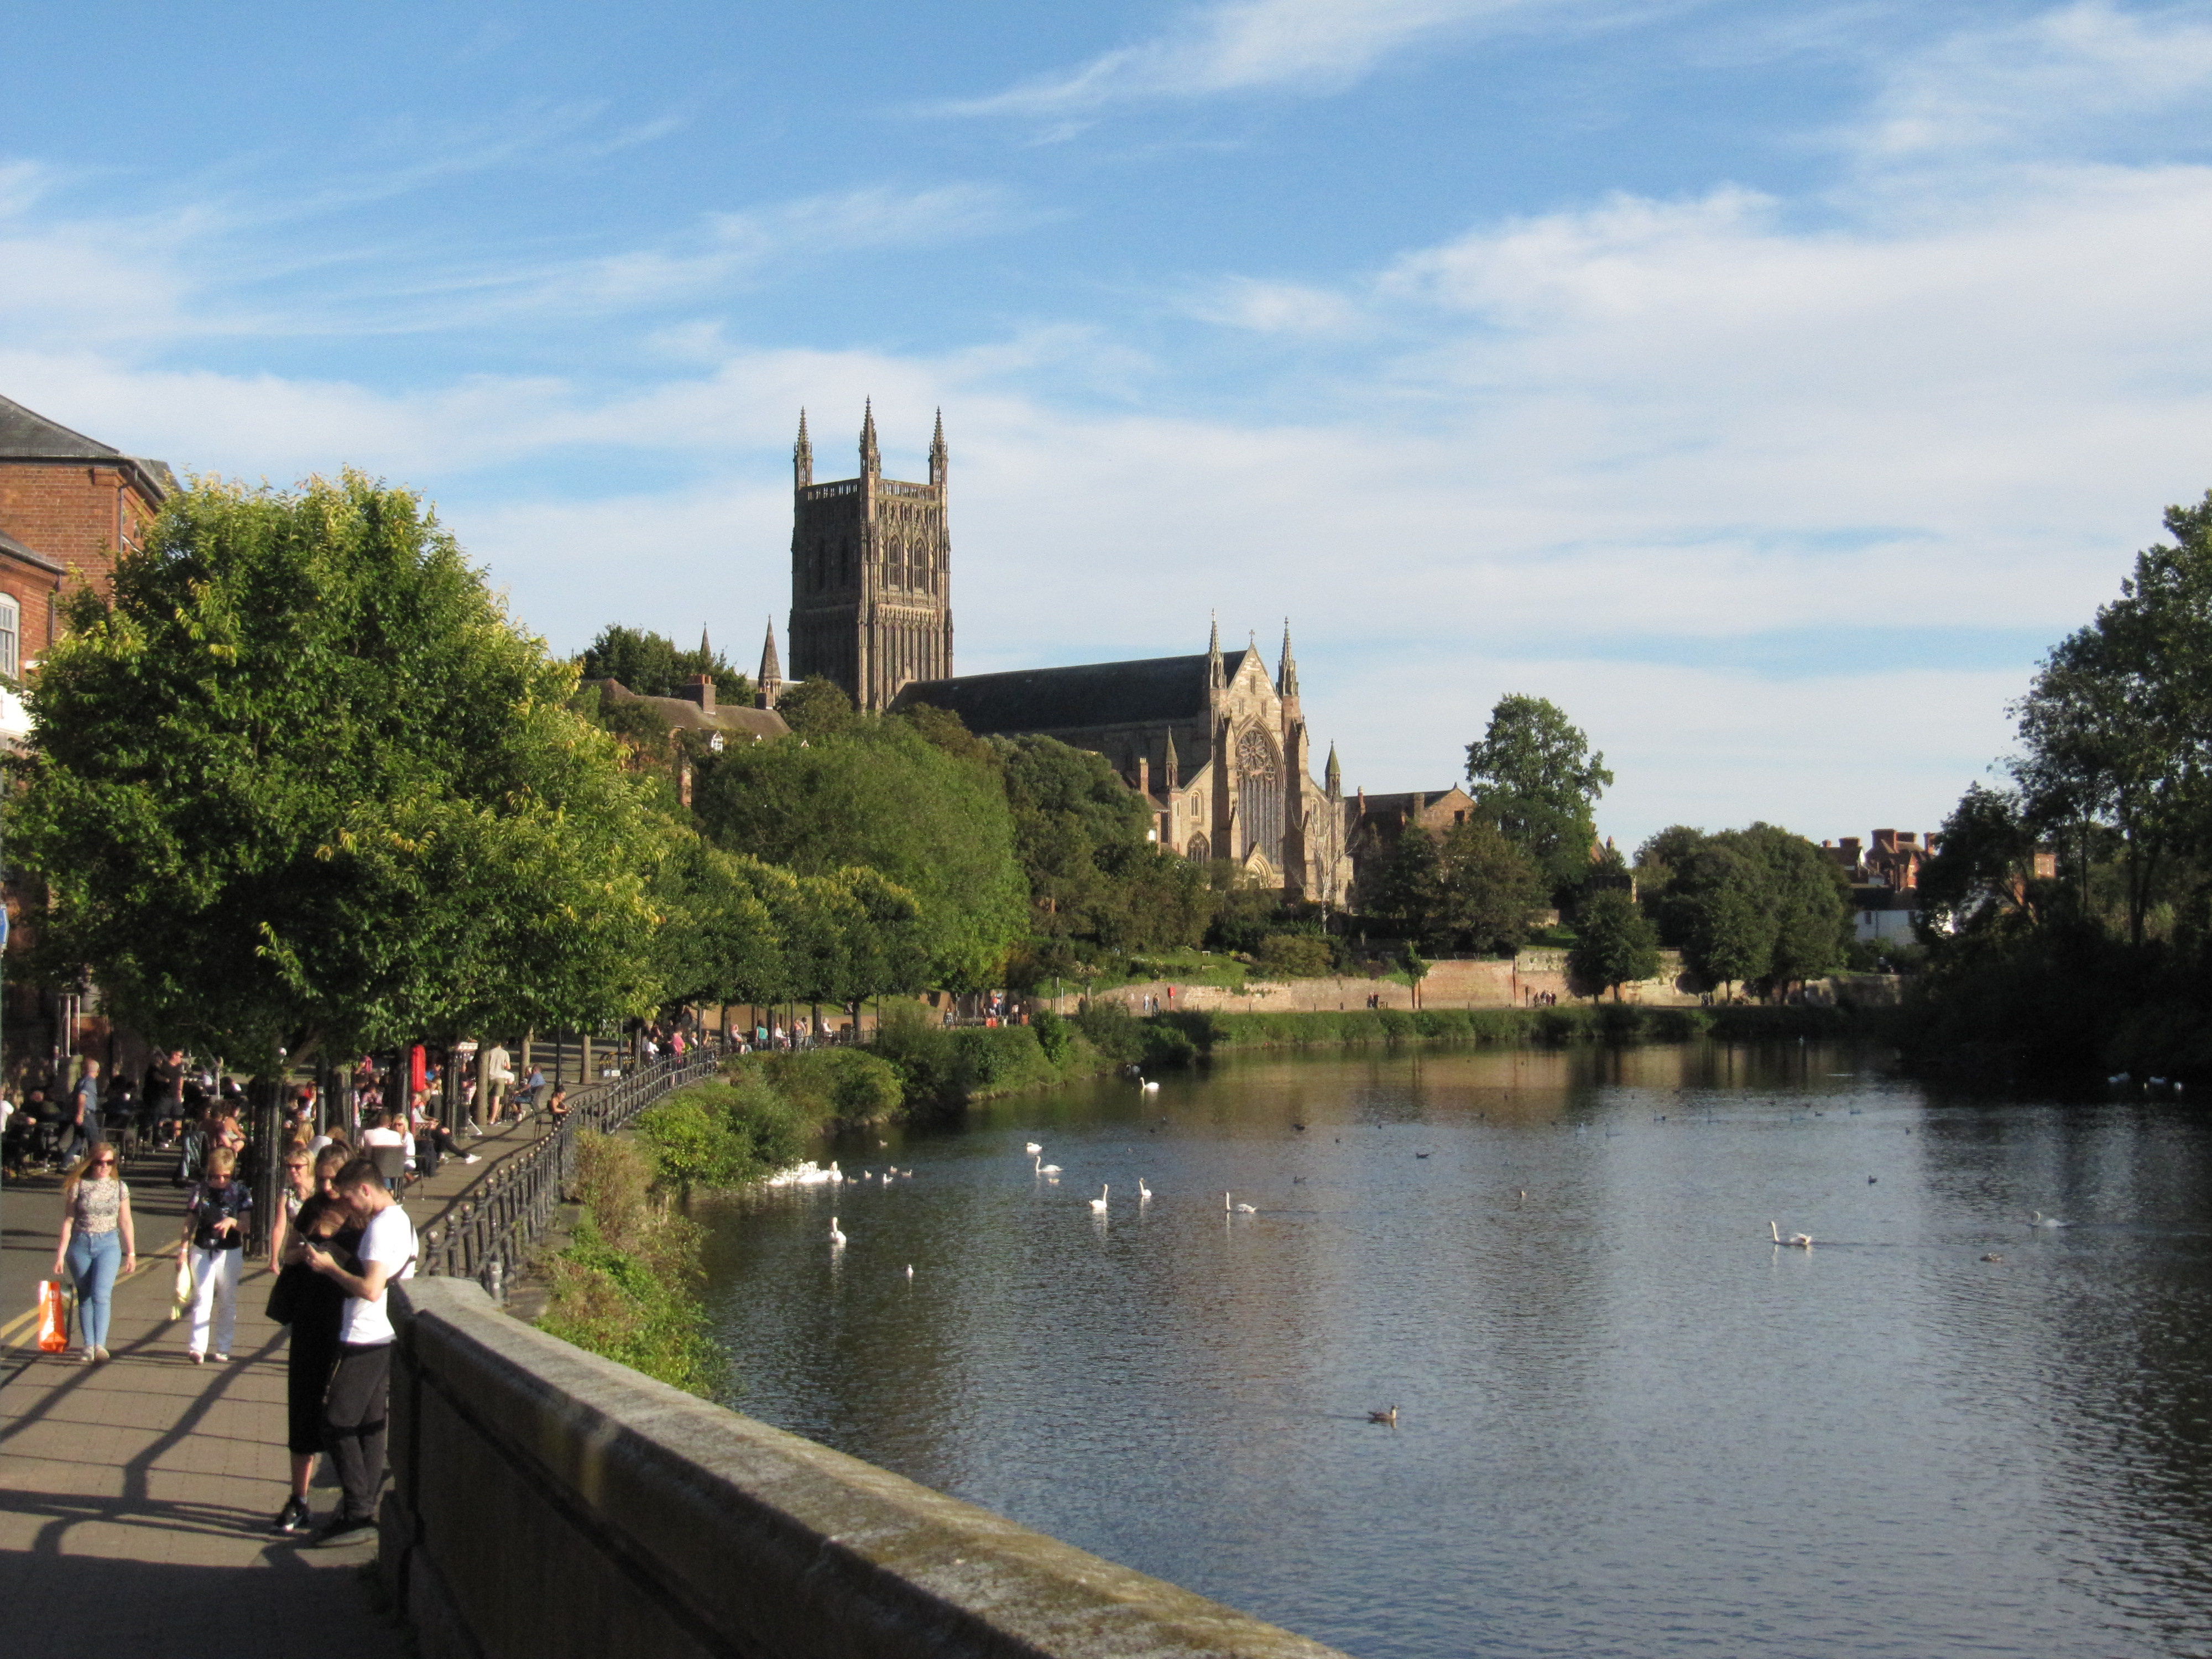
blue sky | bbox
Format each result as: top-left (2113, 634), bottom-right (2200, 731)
top-left (9, 1), bottom-right (2212, 844)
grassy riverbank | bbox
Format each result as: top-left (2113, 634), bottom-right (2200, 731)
top-left (1159, 1001), bottom-right (1876, 1051)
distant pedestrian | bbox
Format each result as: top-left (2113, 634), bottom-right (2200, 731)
top-left (179, 1147), bottom-right (251, 1363)
top-left (54, 1142), bottom-right (135, 1364)
top-left (65, 1060), bottom-right (102, 1161)
top-left (267, 1144), bottom-right (317, 1269)
top-left (304, 1156), bottom-right (418, 1543)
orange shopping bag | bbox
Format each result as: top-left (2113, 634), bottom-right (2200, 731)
top-left (36, 1277), bottom-right (70, 1354)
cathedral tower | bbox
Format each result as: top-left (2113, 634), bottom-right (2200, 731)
top-left (786, 403), bottom-right (954, 711)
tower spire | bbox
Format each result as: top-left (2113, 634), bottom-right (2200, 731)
top-left (860, 399), bottom-right (879, 476)
top-left (794, 409), bottom-right (813, 487)
top-left (757, 617), bottom-right (784, 710)
top-left (1325, 742), bottom-right (1341, 797)
top-left (1207, 612), bottom-right (1224, 697)
top-left (929, 406), bottom-right (948, 489)
top-left (1164, 729), bottom-right (1181, 791)
top-left (1278, 618), bottom-right (1300, 699)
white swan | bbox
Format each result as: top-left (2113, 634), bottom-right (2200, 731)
top-left (1770, 1220), bottom-right (1812, 1248)
top-left (1025, 1141), bottom-right (1042, 1154)
top-left (829, 1217), bottom-right (847, 1247)
top-left (2028, 1210), bottom-right (2068, 1228)
top-left (1138, 1178), bottom-right (1152, 1203)
top-left (905, 1264), bottom-right (914, 1279)
top-left (1141, 1080), bottom-right (1161, 1093)
top-left (1090, 1185), bottom-right (1110, 1213)
top-left (1227, 1192), bottom-right (1256, 1214)
top-left (1034, 1155), bottom-right (1061, 1176)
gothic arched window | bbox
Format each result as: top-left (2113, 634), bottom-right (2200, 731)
top-left (1185, 832), bottom-right (1211, 863)
top-left (1237, 728), bottom-right (1282, 863)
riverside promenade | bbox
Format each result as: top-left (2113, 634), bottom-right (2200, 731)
top-left (0, 1113), bottom-right (566, 1659)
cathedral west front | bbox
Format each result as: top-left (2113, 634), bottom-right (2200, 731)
top-left (765, 406), bottom-right (1358, 907)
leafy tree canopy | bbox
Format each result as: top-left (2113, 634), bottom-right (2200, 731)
top-left (14, 473), bottom-right (666, 1063)
top-left (580, 624), bottom-right (752, 706)
top-left (690, 713), bottom-right (1026, 992)
top-left (1568, 888), bottom-right (1661, 1000)
top-left (1361, 819), bottom-right (1546, 954)
top-left (1465, 694), bottom-right (1614, 891)
top-left (775, 677), bottom-right (855, 738)
top-left (1634, 822), bottom-right (1851, 995)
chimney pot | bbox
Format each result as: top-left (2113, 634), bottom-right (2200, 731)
top-left (686, 672), bottom-right (715, 713)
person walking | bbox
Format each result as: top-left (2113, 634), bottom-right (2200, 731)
top-left (53, 1142), bottom-right (135, 1363)
top-left (267, 1144), bottom-right (317, 1269)
top-left (268, 1193), bottom-right (358, 1535)
top-left (64, 1059), bottom-right (102, 1162)
top-left (178, 1146), bottom-right (252, 1363)
top-left (304, 1156), bottom-right (417, 1543)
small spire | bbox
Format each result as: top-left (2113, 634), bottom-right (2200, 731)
top-left (1164, 729), bottom-right (1181, 790)
top-left (1325, 742), bottom-right (1340, 795)
top-left (1207, 612), bottom-right (1224, 695)
top-left (758, 618), bottom-right (784, 709)
top-left (794, 409), bottom-right (813, 487)
top-left (1279, 618), bottom-right (1299, 698)
top-left (700, 623), bottom-right (712, 659)
top-left (929, 406), bottom-right (948, 488)
top-left (860, 399), bottom-right (879, 473)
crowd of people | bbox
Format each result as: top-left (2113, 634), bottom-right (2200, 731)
top-left (27, 1034), bottom-right (637, 1545)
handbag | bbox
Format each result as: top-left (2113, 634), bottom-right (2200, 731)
top-left (36, 1278), bottom-right (71, 1353)
top-left (264, 1261), bottom-right (309, 1326)
top-left (171, 1253), bottom-right (195, 1319)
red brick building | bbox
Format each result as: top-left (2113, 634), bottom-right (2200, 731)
top-left (0, 393), bottom-right (174, 673)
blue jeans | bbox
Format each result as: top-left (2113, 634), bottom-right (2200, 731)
top-left (66, 1228), bottom-right (121, 1351)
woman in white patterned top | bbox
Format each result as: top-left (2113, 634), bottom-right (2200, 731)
top-left (53, 1141), bottom-right (137, 1363)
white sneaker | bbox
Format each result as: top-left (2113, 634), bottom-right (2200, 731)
top-left (463, 1153), bottom-right (481, 1164)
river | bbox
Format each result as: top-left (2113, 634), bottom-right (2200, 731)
top-left (693, 1042), bottom-right (2212, 1659)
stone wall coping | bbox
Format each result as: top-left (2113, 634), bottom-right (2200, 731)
top-left (389, 1276), bottom-right (1353, 1659)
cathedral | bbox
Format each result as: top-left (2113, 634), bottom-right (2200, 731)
top-left (764, 407), bottom-right (1357, 907)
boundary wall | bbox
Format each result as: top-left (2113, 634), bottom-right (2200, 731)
top-left (383, 1276), bottom-right (1352, 1659)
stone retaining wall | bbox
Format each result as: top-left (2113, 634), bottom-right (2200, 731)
top-left (382, 1276), bottom-right (1352, 1659)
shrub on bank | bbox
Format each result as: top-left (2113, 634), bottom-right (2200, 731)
top-left (637, 1076), bottom-right (809, 1188)
top-left (539, 1134), bottom-right (722, 1395)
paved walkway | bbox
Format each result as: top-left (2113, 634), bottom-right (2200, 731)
top-left (0, 1109), bottom-right (566, 1657)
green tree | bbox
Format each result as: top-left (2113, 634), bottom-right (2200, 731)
top-left (1465, 694), bottom-right (1615, 892)
top-left (1637, 823), bottom-right (1850, 996)
top-left (579, 623), bottom-right (753, 705)
top-left (691, 716), bottom-right (1025, 990)
top-left (1916, 783), bottom-right (2046, 939)
top-left (14, 473), bottom-right (665, 1064)
top-left (774, 677), bottom-right (855, 738)
top-left (1568, 889), bottom-right (1660, 1001)
top-left (1435, 817), bottom-right (1548, 953)
top-left (1363, 825), bottom-right (1446, 946)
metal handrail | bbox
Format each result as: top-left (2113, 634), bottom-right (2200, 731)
top-left (418, 1051), bottom-right (722, 1292)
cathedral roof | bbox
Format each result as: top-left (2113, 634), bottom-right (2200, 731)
top-left (895, 649), bottom-right (1253, 735)
top-left (1360, 786), bottom-right (1472, 818)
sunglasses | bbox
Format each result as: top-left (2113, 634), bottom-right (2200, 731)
top-left (91, 1157), bottom-right (116, 1167)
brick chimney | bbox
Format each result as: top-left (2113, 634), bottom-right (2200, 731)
top-left (684, 673), bottom-right (715, 713)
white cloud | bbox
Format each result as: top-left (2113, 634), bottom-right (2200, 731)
top-left (1186, 275), bottom-right (1368, 333)
top-left (940, 0), bottom-right (1589, 115)
top-left (1862, 1), bottom-right (2212, 161)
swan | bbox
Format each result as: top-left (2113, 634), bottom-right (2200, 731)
top-left (829, 1217), bottom-right (847, 1247)
top-left (905, 1264), bottom-right (914, 1279)
top-left (1025, 1141), bottom-right (1042, 1154)
top-left (1034, 1155), bottom-right (1061, 1176)
top-left (1227, 1191), bottom-right (1256, 1214)
top-left (1770, 1221), bottom-right (1813, 1248)
top-left (1090, 1185), bottom-right (1110, 1213)
top-left (1142, 1080), bottom-right (1161, 1093)
top-left (2028, 1210), bottom-right (2068, 1228)
top-left (1368, 1405), bottom-right (1399, 1425)
top-left (1138, 1178), bottom-right (1152, 1202)
top-left (1981, 1253), bottom-right (2005, 1263)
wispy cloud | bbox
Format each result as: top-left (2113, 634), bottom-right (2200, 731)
top-left (937, 0), bottom-right (1605, 116)
top-left (1859, 1), bottom-right (2212, 161)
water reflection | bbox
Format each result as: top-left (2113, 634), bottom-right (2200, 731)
top-left (694, 1044), bottom-right (2212, 1658)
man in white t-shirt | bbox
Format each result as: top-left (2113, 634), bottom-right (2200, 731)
top-left (302, 1156), bottom-right (416, 1543)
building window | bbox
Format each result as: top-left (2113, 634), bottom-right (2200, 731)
top-left (0, 593), bottom-right (19, 679)
top-left (1236, 728), bottom-right (1282, 862)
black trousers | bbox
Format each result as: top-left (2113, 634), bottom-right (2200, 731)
top-left (324, 1342), bottom-right (393, 1521)
top-left (287, 1322), bottom-right (342, 1455)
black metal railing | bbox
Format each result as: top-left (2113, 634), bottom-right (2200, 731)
top-left (418, 1051), bottom-right (722, 1291)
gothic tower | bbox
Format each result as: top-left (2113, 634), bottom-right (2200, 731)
top-left (786, 403), bottom-right (954, 711)
top-left (1278, 619), bottom-right (1309, 900)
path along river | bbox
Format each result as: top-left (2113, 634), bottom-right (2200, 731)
top-left (693, 1042), bottom-right (2212, 1659)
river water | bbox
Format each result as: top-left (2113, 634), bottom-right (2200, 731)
top-left (693, 1043), bottom-right (2212, 1659)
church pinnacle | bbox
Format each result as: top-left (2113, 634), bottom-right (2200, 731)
top-left (859, 398), bottom-right (880, 476)
top-left (794, 409), bottom-right (812, 487)
top-left (929, 406), bottom-right (948, 488)
top-left (1207, 612), bottom-right (1224, 698)
top-left (1278, 619), bottom-right (1300, 699)
top-left (757, 617), bottom-right (784, 709)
